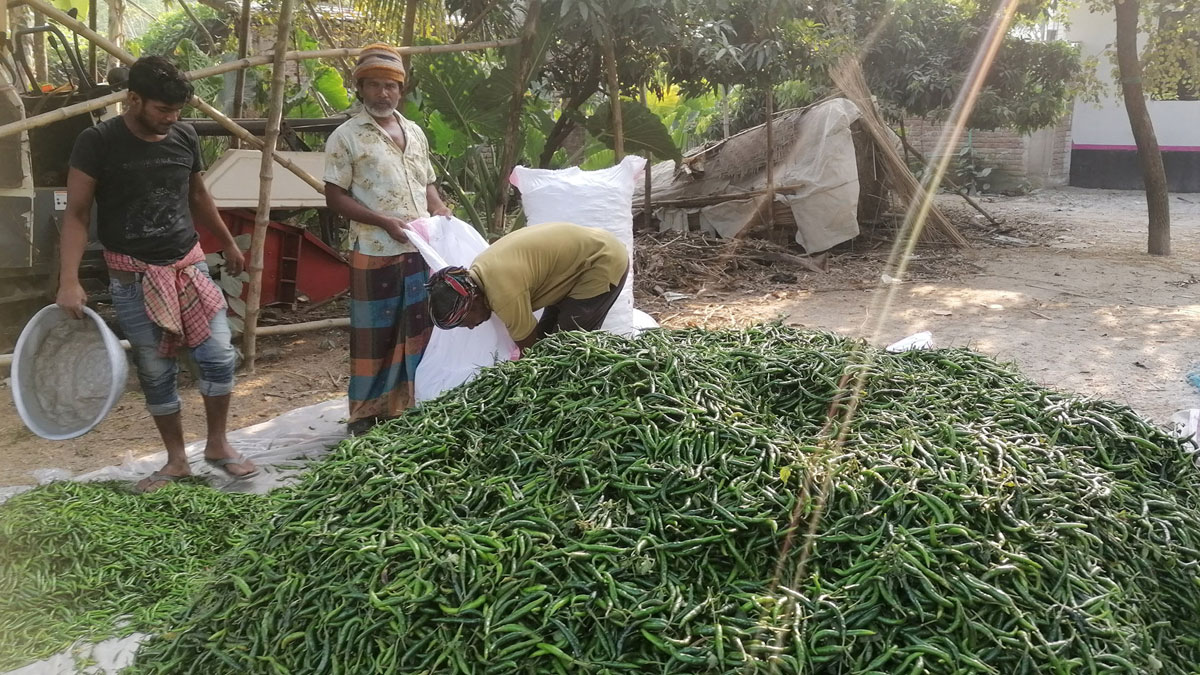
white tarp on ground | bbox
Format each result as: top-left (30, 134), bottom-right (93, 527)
top-left (637, 98), bottom-right (864, 253)
top-left (1, 397), bottom-right (350, 675)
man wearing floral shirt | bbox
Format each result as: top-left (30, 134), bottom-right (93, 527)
top-left (324, 43), bottom-right (451, 435)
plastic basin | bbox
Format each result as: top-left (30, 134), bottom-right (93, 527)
top-left (10, 305), bottom-right (129, 440)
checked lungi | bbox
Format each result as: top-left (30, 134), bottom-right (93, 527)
top-left (348, 250), bottom-right (432, 422)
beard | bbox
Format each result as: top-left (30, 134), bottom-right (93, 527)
top-left (365, 101), bottom-right (397, 118)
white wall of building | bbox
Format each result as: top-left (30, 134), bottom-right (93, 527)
top-left (1065, 5), bottom-right (1200, 149)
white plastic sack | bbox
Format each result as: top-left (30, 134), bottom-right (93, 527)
top-left (886, 331), bottom-right (934, 353)
top-left (511, 157), bottom-right (656, 336)
top-left (408, 217), bottom-right (520, 403)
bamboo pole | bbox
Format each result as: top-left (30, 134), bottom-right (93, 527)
top-left (640, 84), bottom-right (651, 227)
top-left (230, 0), bottom-right (251, 146)
top-left (12, 0), bottom-right (132, 66)
top-left (87, 0), bottom-right (97, 81)
top-left (0, 39), bottom-right (522, 140)
top-left (181, 42), bottom-right (520, 81)
top-left (400, 0), bottom-right (419, 78)
top-left (0, 318), bottom-right (352, 368)
top-left (764, 86), bottom-right (775, 230)
top-left (243, 0), bottom-right (295, 371)
top-left (489, 0), bottom-right (540, 235)
top-left (105, 0), bottom-right (125, 73)
top-left (32, 10), bottom-right (47, 82)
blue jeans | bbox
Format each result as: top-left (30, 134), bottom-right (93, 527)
top-left (110, 263), bottom-right (236, 416)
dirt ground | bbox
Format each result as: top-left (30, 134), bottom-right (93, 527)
top-left (2, 186), bottom-right (1198, 487)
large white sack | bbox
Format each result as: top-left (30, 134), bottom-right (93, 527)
top-left (510, 156), bottom-right (656, 336)
top-left (408, 217), bottom-right (519, 402)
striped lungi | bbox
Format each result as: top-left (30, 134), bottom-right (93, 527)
top-left (348, 250), bottom-right (432, 422)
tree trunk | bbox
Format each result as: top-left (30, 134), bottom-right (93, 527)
top-left (721, 85), bottom-right (730, 140)
top-left (243, 0), bottom-right (295, 370)
top-left (400, 0), bottom-right (420, 80)
top-left (602, 35), bottom-right (623, 162)
top-left (537, 82), bottom-right (598, 167)
top-left (764, 85), bottom-right (775, 230)
top-left (88, 0), bottom-right (97, 82)
top-left (640, 84), bottom-right (651, 227)
top-left (538, 113), bottom-right (575, 167)
top-left (230, 0), bottom-right (252, 147)
top-left (106, 0), bottom-right (125, 75)
top-left (489, 0), bottom-right (541, 234)
top-left (32, 11), bottom-right (48, 84)
top-left (1114, 0), bottom-right (1170, 255)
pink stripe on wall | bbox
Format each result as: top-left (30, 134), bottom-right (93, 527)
top-left (1073, 143), bottom-right (1200, 152)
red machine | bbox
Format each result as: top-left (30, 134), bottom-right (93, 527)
top-left (197, 210), bottom-right (348, 307)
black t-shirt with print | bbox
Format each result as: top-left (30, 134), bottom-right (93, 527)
top-left (69, 116), bottom-right (202, 265)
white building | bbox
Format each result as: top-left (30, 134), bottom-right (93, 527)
top-left (1063, 5), bottom-right (1200, 191)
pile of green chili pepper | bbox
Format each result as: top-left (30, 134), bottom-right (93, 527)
top-left (28, 326), bottom-right (1200, 673)
top-left (0, 480), bottom-right (272, 670)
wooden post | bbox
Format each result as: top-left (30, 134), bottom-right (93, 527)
top-left (32, 10), bottom-right (47, 83)
top-left (489, 0), bottom-right (540, 235)
top-left (106, 0), bottom-right (125, 75)
top-left (602, 34), bottom-right (623, 162)
top-left (721, 84), bottom-right (730, 140)
top-left (87, 0), bottom-right (97, 82)
top-left (400, 0), bottom-right (419, 78)
top-left (640, 84), bottom-right (651, 228)
top-left (764, 85), bottom-right (775, 230)
top-left (243, 0), bottom-right (295, 371)
top-left (230, 0), bottom-right (252, 147)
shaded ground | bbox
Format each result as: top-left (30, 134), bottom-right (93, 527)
top-left (1, 187), bottom-right (1196, 486)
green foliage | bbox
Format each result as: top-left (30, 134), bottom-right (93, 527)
top-left (131, 5), bottom-right (230, 58)
top-left (585, 99), bottom-right (682, 163)
top-left (853, 0), bottom-right (1084, 133)
top-left (1140, 2), bottom-right (1200, 101)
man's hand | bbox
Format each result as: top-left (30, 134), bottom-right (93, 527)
top-left (382, 217), bottom-right (410, 243)
top-left (431, 206), bottom-right (452, 218)
top-left (223, 246), bottom-right (246, 277)
top-left (56, 282), bottom-right (88, 319)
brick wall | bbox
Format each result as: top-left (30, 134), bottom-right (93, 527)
top-left (1048, 109), bottom-right (1073, 185)
top-left (900, 114), bottom-right (1073, 190)
top-left (902, 117), bottom-right (1027, 188)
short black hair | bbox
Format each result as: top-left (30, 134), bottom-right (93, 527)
top-left (127, 55), bottom-right (194, 105)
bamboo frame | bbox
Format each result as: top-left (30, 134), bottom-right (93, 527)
top-left (0, 37), bottom-right (520, 140)
top-left (1, 0), bottom-right (526, 370)
top-left (243, 0), bottom-right (295, 370)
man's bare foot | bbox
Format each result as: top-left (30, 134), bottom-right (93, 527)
top-left (136, 464), bottom-right (191, 493)
top-left (203, 438), bottom-right (258, 478)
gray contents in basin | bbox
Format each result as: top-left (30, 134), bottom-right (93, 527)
top-left (32, 320), bottom-right (112, 433)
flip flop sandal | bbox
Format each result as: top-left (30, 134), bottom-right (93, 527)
top-left (204, 455), bottom-right (261, 479)
top-left (136, 471), bottom-right (186, 494)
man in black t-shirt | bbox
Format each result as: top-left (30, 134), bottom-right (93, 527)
top-left (57, 56), bottom-right (257, 492)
